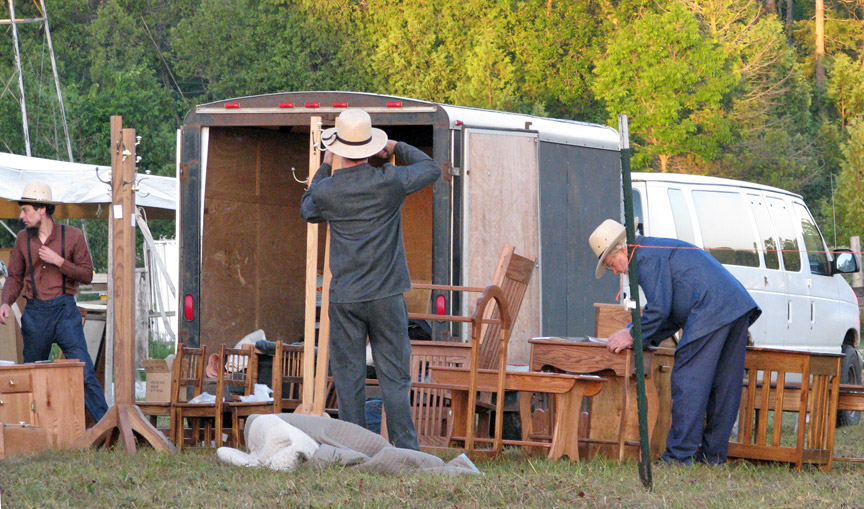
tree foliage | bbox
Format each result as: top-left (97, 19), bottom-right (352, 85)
top-left (1, 0), bottom-right (864, 250)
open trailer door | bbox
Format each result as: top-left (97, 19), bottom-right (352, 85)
top-left (461, 127), bottom-right (540, 364)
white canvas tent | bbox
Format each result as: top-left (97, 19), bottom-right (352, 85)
top-left (0, 151), bottom-right (176, 219)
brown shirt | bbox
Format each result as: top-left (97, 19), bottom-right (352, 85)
top-left (1, 218), bottom-right (93, 306)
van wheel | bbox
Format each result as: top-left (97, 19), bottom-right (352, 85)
top-left (838, 344), bottom-right (862, 427)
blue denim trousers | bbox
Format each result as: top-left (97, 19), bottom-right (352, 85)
top-left (22, 294), bottom-right (109, 421)
top-left (329, 294), bottom-right (419, 450)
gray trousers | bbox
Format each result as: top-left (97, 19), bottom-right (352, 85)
top-left (328, 294), bottom-right (419, 450)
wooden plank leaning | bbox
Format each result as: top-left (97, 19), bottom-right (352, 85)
top-left (296, 116), bottom-right (323, 416)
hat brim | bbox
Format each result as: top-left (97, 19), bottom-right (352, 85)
top-left (18, 196), bottom-right (60, 205)
top-left (321, 127), bottom-right (388, 160)
top-left (594, 229), bottom-right (627, 279)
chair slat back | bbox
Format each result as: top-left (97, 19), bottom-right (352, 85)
top-left (219, 345), bottom-right (258, 397)
top-left (172, 345), bottom-right (206, 404)
top-left (272, 341), bottom-right (305, 410)
top-left (409, 341), bottom-right (473, 446)
top-left (477, 246), bottom-right (536, 369)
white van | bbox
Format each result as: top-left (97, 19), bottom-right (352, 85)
top-left (631, 173), bottom-right (861, 420)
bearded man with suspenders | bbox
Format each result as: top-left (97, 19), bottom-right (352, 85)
top-left (0, 182), bottom-right (108, 422)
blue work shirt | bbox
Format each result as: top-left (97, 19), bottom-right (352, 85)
top-left (300, 142), bottom-right (440, 303)
top-left (633, 235), bottom-right (761, 347)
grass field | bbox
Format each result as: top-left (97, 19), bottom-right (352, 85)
top-left (1, 422), bottom-right (863, 508)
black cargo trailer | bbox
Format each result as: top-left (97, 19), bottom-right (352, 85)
top-left (178, 91), bottom-right (621, 364)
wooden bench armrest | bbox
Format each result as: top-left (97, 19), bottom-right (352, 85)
top-left (411, 283), bottom-right (486, 293)
top-left (429, 366), bottom-right (605, 396)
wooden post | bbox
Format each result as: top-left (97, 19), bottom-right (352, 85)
top-left (298, 117), bottom-right (322, 415)
top-left (75, 116), bottom-right (175, 453)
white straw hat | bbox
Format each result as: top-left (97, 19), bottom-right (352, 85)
top-left (320, 109), bottom-right (388, 159)
top-left (19, 182), bottom-right (59, 204)
top-left (588, 219), bottom-right (627, 279)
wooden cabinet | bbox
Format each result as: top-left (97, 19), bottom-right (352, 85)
top-left (0, 361), bottom-right (85, 449)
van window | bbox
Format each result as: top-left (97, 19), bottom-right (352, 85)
top-left (793, 203), bottom-right (832, 275)
top-left (668, 189), bottom-right (696, 244)
top-left (766, 197), bottom-right (802, 272)
top-left (632, 188), bottom-right (644, 235)
top-left (692, 190), bottom-right (759, 267)
top-left (748, 194), bottom-right (780, 270)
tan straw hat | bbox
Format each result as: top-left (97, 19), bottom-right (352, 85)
top-left (19, 181), bottom-right (58, 204)
top-left (320, 109), bottom-right (388, 159)
top-left (588, 219), bottom-right (626, 279)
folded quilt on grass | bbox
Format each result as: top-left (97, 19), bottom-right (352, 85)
top-left (217, 413), bottom-right (479, 475)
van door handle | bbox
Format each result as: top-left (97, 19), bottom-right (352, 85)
top-left (810, 301), bottom-right (815, 326)
top-left (787, 301), bottom-right (792, 325)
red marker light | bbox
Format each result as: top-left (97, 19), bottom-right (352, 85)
top-left (455, 120), bottom-right (464, 126)
top-left (386, 102), bottom-right (403, 108)
top-left (332, 102), bottom-right (348, 108)
top-left (436, 295), bottom-right (446, 315)
top-left (224, 103), bottom-right (240, 109)
top-left (279, 102), bottom-right (294, 108)
top-left (305, 102), bottom-right (320, 108)
top-left (184, 294), bottom-right (195, 321)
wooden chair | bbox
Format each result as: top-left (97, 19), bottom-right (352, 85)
top-left (407, 244), bottom-right (535, 444)
top-left (172, 345), bottom-right (221, 449)
top-left (219, 344), bottom-right (261, 448)
top-left (272, 341), bottom-right (305, 412)
top-left (407, 340), bottom-right (473, 451)
top-left (728, 347), bottom-right (842, 471)
top-left (136, 354), bottom-right (183, 436)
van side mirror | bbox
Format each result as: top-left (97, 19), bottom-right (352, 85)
top-left (832, 248), bottom-right (859, 274)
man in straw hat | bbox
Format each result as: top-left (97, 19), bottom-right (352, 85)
top-left (588, 219), bottom-right (760, 465)
top-left (0, 182), bottom-right (109, 422)
top-left (301, 109), bottom-right (440, 450)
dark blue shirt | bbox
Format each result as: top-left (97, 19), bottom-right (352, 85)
top-left (633, 235), bottom-right (761, 347)
top-left (300, 142), bottom-right (440, 303)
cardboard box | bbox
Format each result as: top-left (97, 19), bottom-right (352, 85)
top-left (143, 358), bottom-right (174, 402)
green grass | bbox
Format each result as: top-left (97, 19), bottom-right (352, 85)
top-left (2, 423), bottom-right (864, 508)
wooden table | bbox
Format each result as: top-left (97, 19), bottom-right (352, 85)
top-left (527, 338), bottom-right (658, 460)
top-left (0, 360), bottom-right (86, 449)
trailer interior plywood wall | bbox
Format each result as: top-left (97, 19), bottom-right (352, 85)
top-left (200, 125), bottom-right (435, 353)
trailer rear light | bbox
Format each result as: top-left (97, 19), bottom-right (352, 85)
top-left (224, 103), bottom-right (240, 109)
top-left (386, 102), bottom-right (402, 108)
top-left (184, 294), bottom-right (194, 321)
top-left (455, 120), bottom-right (463, 126)
top-left (436, 295), bottom-right (446, 315)
top-left (279, 102), bottom-right (294, 108)
top-left (332, 102), bottom-right (348, 108)
top-left (305, 102), bottom-right (320, 108)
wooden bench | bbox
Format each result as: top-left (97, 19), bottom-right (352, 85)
top-left (429, 366), bottom-right (605, 461)
top-left (729, 347), bottom-right (842, 471)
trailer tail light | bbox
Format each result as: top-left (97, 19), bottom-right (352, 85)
top-left (184, 294), bottom-right (194, 321)
top-left (455, 120), bottom-right (464, 126)
top-left (305, 102), bottom-right (320, 108)
top-left (332, 102), bottom-right (348, 108)
top-left (224, 103), bottom-right (240, 109)
top-left (279, 102), bottom-right (294, 108)
top-left (386, 102), bottom-right (402, 108)
top-left (436, 295), bottom-right (446, 315)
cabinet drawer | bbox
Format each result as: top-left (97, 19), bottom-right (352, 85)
top-left (0, 373), bottom-right (32, 394)
top-left (0, 392), bottom-right (36, 424)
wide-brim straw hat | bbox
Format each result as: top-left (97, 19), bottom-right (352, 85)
top-left (320, 109), bottom-right (388, 160)
top-left (19, 181), bottom-right (59, 204)
top-left (588, 219), bottom-right (627, 279)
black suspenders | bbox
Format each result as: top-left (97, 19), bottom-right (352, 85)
top-left (26, 224), bottom-right (66, 300)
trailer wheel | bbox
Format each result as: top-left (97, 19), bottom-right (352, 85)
top-left (838, 344), bottom-right (862, 427)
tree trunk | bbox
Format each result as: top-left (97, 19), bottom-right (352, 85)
top-left (815, 0), bottom-right (825, 90)
top-left (765, 0), bottom-right (776, 14)
top-left (659, 154), bottom-right (669, 173)
top-left (786, 0), bottom-right (794, 31)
